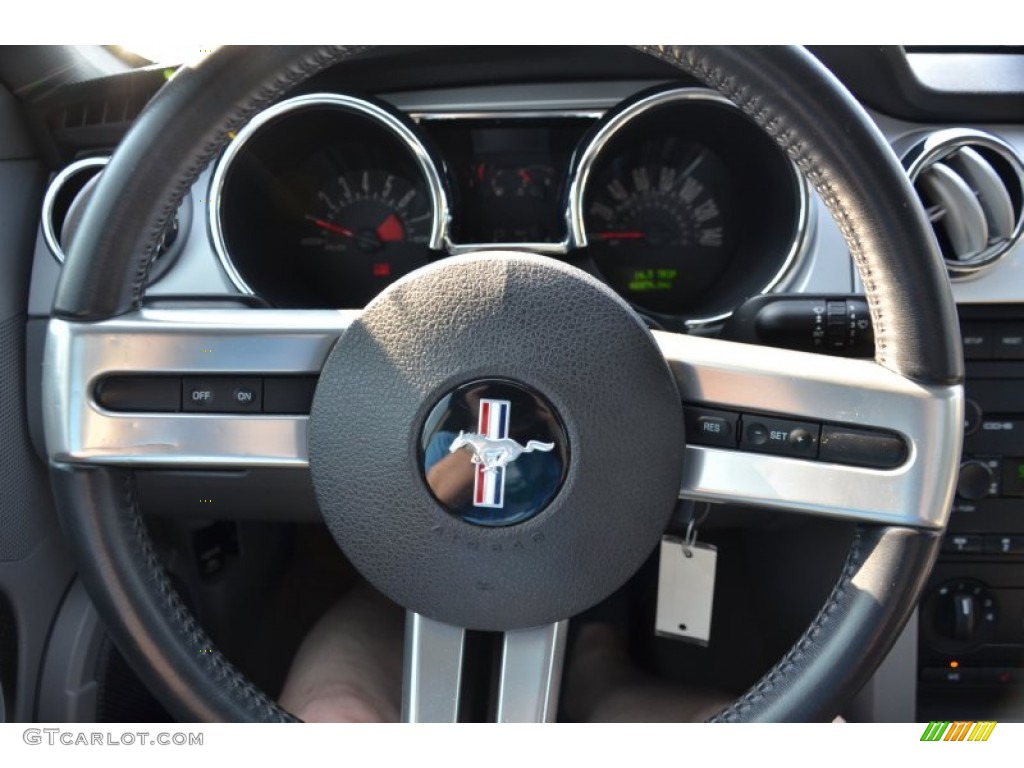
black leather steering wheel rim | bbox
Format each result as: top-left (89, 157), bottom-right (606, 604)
top-left (47, 45), bottom-right (962, 722)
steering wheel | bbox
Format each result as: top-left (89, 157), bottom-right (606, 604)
top-left (42, 46), bottom-right (964, 722)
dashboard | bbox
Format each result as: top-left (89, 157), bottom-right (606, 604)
top-left (5, 46), bottom-right (1024, 725)
top-left (199, 85), bottom-right (806, 328)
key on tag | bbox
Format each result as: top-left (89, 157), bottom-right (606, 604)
top-left (655, 534), bottom-right (717, 646)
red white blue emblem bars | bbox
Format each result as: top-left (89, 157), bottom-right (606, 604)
top-left (475, 398), bottom-right (511, 508)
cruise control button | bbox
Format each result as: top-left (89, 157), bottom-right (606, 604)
top-left (229, 381), bottom-right (262, 412)
top-left (183, 379), bottom-right (217, 410)
top-left (739, 415), bottom-right (820, 458)
top-left (788, 429), bottom-right (815, 450)
top-left (183, 377), bottom-right (263, 413)
top-left (819, 426), bottom-right (908, 469)
top-left (683, 406), bottom-right (738, 448)
top-left (745, 421), bottom-right (769, 446)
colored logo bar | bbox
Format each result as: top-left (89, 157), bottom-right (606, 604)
top-left (920, 721), bottom-right (997, 741)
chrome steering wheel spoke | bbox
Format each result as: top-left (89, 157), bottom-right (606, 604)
top-left (44, 308), bottom-right (355, 468)
top-left (45, 310), bottom-right (963, 532)
top-left (658, 331), bottom-right (964, 529)
top-left (402, 612), bottom-right (568, 723)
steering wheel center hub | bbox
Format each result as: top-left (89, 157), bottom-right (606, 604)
top-left (420, 378), bottom-right (569, 527)
top-left (308, 252), bottom-right (686, 630)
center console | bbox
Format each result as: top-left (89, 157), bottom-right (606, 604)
top-left (918, 304), bottom-right (1024, 721)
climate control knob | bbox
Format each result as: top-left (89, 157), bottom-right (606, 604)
top-left (957, 460), bottom-right (994, 501)
top-left (925, 579), bottom-right (997, 652)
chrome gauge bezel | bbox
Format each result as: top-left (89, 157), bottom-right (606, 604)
top-left (208, 87), bottom-right (810, 322)
top-left (208, 93), bottom-right (451, 296)
top-left (566, 87), bottom-right (811, 327)
top-left (409, 110), bottom-right (603, 257)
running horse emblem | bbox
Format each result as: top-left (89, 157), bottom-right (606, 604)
top-left (449, 431), bottom-right (555, 473)
top-left (452, 396), bottom-right (556, 509)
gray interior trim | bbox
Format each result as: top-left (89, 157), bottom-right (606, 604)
top-left (401, 612), bottom-right (464, 723)
top-left (36, 579), bottom-right (106, 722)
top-left (1, 161), bottom-right (47, 320)
top-left (0, 532), bottom-right (75, 721)
top-left (0, 85), bottom-right (38, 161)
top-left (846, 609), bottom-right (918, 723)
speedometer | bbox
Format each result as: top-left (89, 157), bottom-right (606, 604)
top-left (583, 139), bottom-right (738, 315)
top-left (571, 87), bottom-right (808, 324)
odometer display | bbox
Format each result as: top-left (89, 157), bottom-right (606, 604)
top-left (422, 117), bottom-right (594, 244)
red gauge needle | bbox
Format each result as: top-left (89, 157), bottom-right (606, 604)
top-left (594, 231), bottom-right (646, 240)
top-left (376, 214), bottom-right (405, 243)
top-left (305, 215), bottom-right (354, 238)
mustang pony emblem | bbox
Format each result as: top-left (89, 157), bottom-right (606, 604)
top-left (449, 431), bottom-right (555, 473)
top-left (449, 398), bottom-right (554, 509)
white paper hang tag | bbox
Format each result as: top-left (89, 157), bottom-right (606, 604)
top-left (655, 534), bottom-right (717, 646)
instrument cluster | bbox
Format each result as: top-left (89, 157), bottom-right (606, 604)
top-left (210, 85), bottom-right (809, 327)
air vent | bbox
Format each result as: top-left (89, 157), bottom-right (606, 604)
top-left (41, 157), bottom-right (191, 284)
top-left (48, 96), bottom-right (145, 131)
top-left (902, 129), bottom-right (1024, 278)
top-left (41, 156), bottom-right (109, 263)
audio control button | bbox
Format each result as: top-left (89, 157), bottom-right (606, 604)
top-left (957, 460), bottom-right (995, 501)
top-left (994, 324), bottom-right (1024, 360)
top-left (964, 399), bottom-right (983, 436)
top-left (942, 534), bottom-right (984, 554)
top-left (960, 323), bottom-right (994, 360)
top-left (983, 535), bottom-right (1024, 555)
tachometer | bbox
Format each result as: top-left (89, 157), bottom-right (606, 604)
top-left (211, 94), bottom-right (447, 308)
top-left (301, 170), bottom-right (433, 306)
